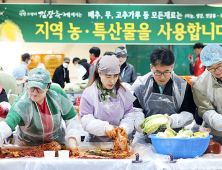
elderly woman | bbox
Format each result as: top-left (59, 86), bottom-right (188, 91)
top-left (80, 55), bottom-right (135, 142)
top-left (0, 68), bottom-right (80, 155)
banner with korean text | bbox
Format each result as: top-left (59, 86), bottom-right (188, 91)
top-left (0, 4), bottom-right (221, 44)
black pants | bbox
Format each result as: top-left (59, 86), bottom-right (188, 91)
top-left (195, 108), bottom-right (203, 125)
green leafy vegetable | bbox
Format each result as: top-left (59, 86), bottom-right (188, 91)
top-left (142, 114), bottom-right (169, 135)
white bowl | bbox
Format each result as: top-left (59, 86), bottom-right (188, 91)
top-left (44, 151), bottom-right (55, 158)
top-left (58, 150), bottom-right (70, 159)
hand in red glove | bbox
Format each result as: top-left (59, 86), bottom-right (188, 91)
top-left (0, 105), bottom-right (9, 118)
top-left (188, 54), bottom-right (193, 64)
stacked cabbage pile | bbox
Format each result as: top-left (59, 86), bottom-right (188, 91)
top-left (64, 80), bottom-right (87, 92)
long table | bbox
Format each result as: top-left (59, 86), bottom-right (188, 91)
top-left (1, 142), bottom-right (222, 170)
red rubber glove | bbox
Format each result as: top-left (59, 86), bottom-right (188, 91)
top-left (0, 105), bottom-right (9, 118)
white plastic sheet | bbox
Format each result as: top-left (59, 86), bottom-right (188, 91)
top-left (176, 155), bottom-right (222, 170)
top-left (141, 144), bottom-right (222, 170)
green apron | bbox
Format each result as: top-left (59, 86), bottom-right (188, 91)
top-left (13, 89), bottom-right (72, 145)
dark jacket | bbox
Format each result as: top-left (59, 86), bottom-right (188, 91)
top-left (133, 78), bottom-right (196, 117)
top-left (120, 62), bottom-right (137, 85)
top-left (0, 88), bottom-right (8, 103)
top-left (189, 63), bottom-right (194, 75)
top-left (78, 59), bottom-right (90, 80)
top-left (52, 65), bottom-right (70, 88)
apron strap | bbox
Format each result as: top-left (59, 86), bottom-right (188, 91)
top-left (7, 89), bottom-right (11, 99)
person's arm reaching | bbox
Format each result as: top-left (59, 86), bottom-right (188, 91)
top-left (169, 83), bottom-right (195, 128)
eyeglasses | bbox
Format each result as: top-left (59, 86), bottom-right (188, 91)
top-left (154, 71), bottom-right (171, 76)
top-left (207, 66), bottom-right (222, 73)
top-left (117, 55), bottom-right (127, 58)
top-left (28, 87), bottom-right (44, 93)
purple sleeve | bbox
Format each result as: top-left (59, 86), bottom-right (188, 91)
top-left (124, 103), bottom-right (133, 115)
top-left (79, 91), bottom-right (94, 118)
